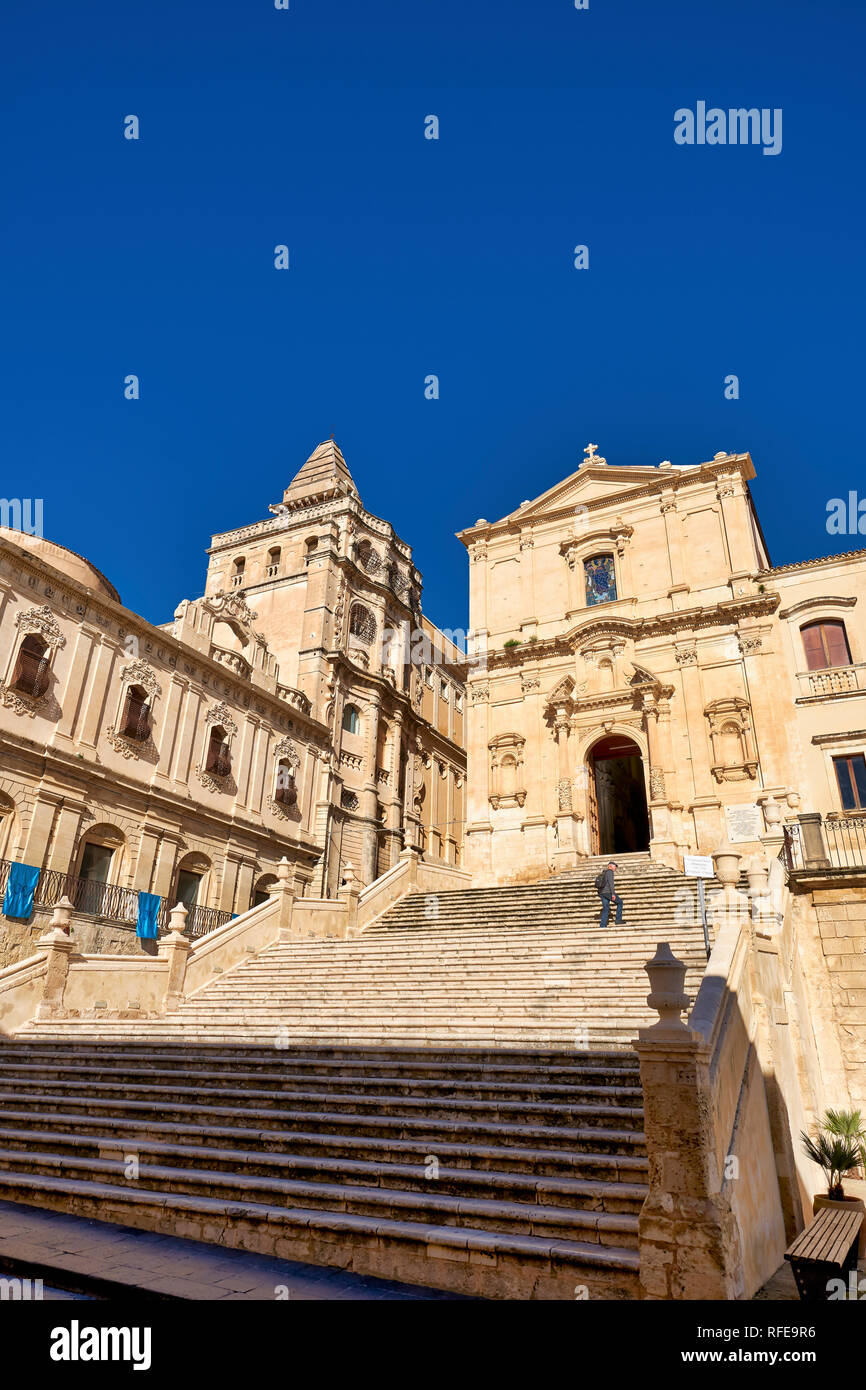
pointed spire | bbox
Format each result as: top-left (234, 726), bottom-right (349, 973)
top-left (281, 439), bottom-right (359, 508)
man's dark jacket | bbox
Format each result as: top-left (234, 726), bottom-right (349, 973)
top-left (597, 868), bottom-right (617, 900)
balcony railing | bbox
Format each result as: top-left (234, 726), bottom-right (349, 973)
top-left (0, 859), bottom-right (234, 938)
top-left (825, 813), bottom-right (866, 868)
top-left (796, 663), bottom-right (866, 700)
top-left (783, 814), bottom-right (866, 872)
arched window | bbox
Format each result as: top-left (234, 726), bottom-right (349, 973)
top-left (231, 557), bottom-right (245, 587)
top-left (12, 634), bottom-right (50, 697)
top-left (266, 547), bottom-right (281, 577)
top-left (801, 621), bottom-right (852, 671)
top-left (342, 704), bottom-right (361, 735)
top-left (205, 725), bottom-right (232, 777)
top-left (119, 684), bottom-right (151, 741)
top-left (304, 536), bottom-right (318, 558)
top-left (584, 554), bottom-right (618, 607)
top-left (356, 540), bottom-right (381, 575)
top-left (349, 604), bottom-right (376, 644)
top-left (252, 874), bottom-right (278, 907)
top-left (274, 758), bottom-right (298, 806)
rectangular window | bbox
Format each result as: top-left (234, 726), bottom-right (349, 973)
top-left (802, 622), bottom-right (852, 671)
top-left (834, 754), bottom-right (866, 810)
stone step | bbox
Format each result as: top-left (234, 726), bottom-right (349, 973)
top-left (0, 1094), bottom-right (647, 1154)
top-left (0, 1128), bottom-right (649, 1213)
top-left (0, 1107), bottom-right (648, 1178)
top-left (0, 1045), bottom-right (640, 1081)
top-left (0, 1083), bottom-right (646, 1130)
top-left (0, 1170), bottom-right (640, 1299)
top-left (0, 1149), bottom-right (641, 1247)
top-left (0, 1064), bottom-right (643, 1104)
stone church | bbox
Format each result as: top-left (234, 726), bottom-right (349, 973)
top-left (2, 436), bottom-right (866, 1303)
top-left (0, 440), bottom-right (465, 963)
top-left (459, 444), bottom-right (866, 886)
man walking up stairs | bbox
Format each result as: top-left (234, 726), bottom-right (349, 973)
top-left (596, 861), bottom-right (624, 929)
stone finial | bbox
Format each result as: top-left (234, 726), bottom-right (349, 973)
top-left (167, 901), bottom-right (189, 936)
top-left (760, 795), bottom-right (782, 828)
top-left (712, 843), bottom-right (743, 888)
top-left (51, 895), bottom-right (74, 934)
top-left (341, 862), bottom-right (358, 893)
top-left (276, 855), bottom-right (292, 887)
top-left (643, 942), bottom-right (690, 1034)
top-left (745, 853), bottom-right (770, 899)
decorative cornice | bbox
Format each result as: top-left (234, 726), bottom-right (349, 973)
top-left (778, 595), bottom-right (857, 620)
top-left (458, 454), bottom-right (754, 544)
top-left (483, 592), bottom-right (780, 671)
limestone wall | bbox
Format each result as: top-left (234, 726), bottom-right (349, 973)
top-left (805, 882), bottom-right (866, 1111)
top-left (1, 909), bottom-right (144, 970)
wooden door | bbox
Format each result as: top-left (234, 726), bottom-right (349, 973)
top-left (587, 759), bottom-right (600, 854)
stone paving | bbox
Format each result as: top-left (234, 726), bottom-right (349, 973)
top-left (0, 1199), bottom-right (471, 1300)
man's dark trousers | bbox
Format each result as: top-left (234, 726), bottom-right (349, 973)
top-left (597, 868), bottom-right (624, 928)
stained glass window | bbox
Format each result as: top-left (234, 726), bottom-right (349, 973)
top-left (584, 554), bottom-right (617, 607)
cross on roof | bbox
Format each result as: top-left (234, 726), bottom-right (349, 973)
top-left (584, 442), bottom-right (599, 463)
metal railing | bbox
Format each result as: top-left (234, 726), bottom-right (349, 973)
top-left (825, 813), bottom-right (866, 869)
top-left (0, 858), bottom-right (234, 938)
top-left (781, 824), bottom-right (805, 872)
top-left (783, 815), bottom-right (866, 872)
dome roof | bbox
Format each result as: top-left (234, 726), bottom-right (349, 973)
top-left (0, 529), bottom-right (120, 603)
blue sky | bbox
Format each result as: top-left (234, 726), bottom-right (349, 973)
top-left (2, 0), bottom-right (863, 633)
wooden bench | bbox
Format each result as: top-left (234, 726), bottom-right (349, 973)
top-left (784, 1205), bottom-right (864, 1301)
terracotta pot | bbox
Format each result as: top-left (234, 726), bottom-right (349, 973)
top-left (812, 1191), bottom-right (866, 1259)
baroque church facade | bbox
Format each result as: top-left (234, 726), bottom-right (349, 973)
top-left (459, 445), bottom-right (866, 885)
top-left (0, 440), bottom-right (465, 961)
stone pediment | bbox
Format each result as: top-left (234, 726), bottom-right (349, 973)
top-left (504, 465), bottom-right (663, 525)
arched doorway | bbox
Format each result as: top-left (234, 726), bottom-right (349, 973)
top-left (587, 734), bottom-right (650, 855)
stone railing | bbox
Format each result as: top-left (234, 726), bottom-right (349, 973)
top-left (0, 853), bottom-right (474, 1032)
top-left (635, 846), bottom-right (796, 1300)
top-left (796, 662), bottom-right (866, 700)
top-left (276, 684), bottom-right (312, 715)
top-left (211, 646), bottom-right (252, 680)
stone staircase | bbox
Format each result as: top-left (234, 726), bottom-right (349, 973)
top-left (20, 857), bottom-right (709, 1047)
top-left (0, 1041), bottom-right (647, 1298)
top-left (0, 858), bottom-right (713, 1298)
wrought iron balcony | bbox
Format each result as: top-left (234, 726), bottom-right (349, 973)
top-left (783, 814), bottom-right (866, 872)
top-left (0, 859), bottom-right (234, 938)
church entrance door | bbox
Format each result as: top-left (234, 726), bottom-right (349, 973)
top-left (587, 735), bottom-right (650, 855)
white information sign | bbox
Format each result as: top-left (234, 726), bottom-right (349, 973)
top-left (683, 855), bottom-right (714, 878)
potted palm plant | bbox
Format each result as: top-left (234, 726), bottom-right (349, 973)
top-left (802, 1109), bottom-right (866, 1255)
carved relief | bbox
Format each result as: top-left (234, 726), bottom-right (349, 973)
top-left (120, 658), bottom-right (161, 700)
top-left (15, 605), bottom-right (65, 649)
top-left (204, 701), bottom-right (238, 739)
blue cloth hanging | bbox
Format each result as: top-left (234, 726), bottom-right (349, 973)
top-left (136, 891), bottom-right (161, 939)
top-left (2, 863), bottom-right (41, 920)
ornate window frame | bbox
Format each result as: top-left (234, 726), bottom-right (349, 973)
top-left (1, 606), bottom-right (65, 716)
top-left (268, 737), bottom-right (301, 819)
top-left (196, 702), bottom-right (238, 791)
top-left (105, 659), bottom-right (162, 760)
top-left (559, 522), bottom-right (632, 613)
